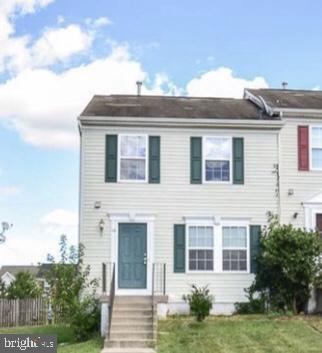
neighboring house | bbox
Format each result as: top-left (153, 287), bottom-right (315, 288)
top-left (78, 89), bottom-right (322, 344)
top-left (0, 265), bottom-right (51, 290)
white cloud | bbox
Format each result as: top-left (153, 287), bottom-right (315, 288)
top-left (186, 67), bottom-right (268, 98)
top-left (0, 45), bottom-right (179, 149)
top-left (0, 0), bottom-right (54, 72)
top-left (86, 16), bottom-right (112, 28)
top-left (31, 24), bottom-right (93, 67)
top-left (0, 209), bottom-right (78, 265)
top-left (0, 186), bottom-right (20, 196)
top-left (40, 209), bottom-right (78, 236)
top-left (57, 15), bottom-right (65, 25)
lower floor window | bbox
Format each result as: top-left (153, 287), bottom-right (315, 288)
top-left (223, 249), bottom-right (247, 271)
top-left (222, 226), bottom-right (248, 271)
top-left (188, 226), bottom-right (214, 271)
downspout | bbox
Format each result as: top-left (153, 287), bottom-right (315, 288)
top-left (78, 119), bottom-right (83, 249)
top-left (277, 126), bottom-right (282, 221)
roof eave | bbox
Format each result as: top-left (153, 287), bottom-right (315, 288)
top-left (78, 115), bottom-right (284, 130)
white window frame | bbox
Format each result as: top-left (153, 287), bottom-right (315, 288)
top-left (202, 136), bottom-right (232, 184)
top-left (185, 217), bottom-right (216, 274)
top-left (117, 134), bottom-right (148, 183)
top-left (186, 225), bottom-right (215, 273)
top-left (184, 217), bottom-right (250, 274)
top-left (310, 125), bottom-right (322, 171)
top-left (221, 220), bottom-right (250, 273)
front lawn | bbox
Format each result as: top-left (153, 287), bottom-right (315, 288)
top-left (1, 316), bottom-right (321, 353)
top-left (157, 315), bottom-right (322, 353)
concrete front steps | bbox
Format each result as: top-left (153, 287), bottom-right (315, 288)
top-left (102, 296), bottom-right (156, 353)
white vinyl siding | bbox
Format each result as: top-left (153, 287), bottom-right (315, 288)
top-left (280, 118), bottom-right (322, 227)
top-left (80, 125), bottom-right (279, 302)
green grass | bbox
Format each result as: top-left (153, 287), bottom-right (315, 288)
top-left (157, 315), bottom-right (322, 353)
top-left (1, 316), bottom-right (321, 353)
top-left (0, 325), bottom-right (102, 353)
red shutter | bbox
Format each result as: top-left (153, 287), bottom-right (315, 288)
top-left (298, 126), bottom-right (309, 171)
top-left (316, 214), bottom-right (322, 233)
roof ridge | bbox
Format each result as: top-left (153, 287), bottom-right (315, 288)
top-left (94, 94), bottom-right (244, 101)
top-left (248, 88), bottom-right (322, 93)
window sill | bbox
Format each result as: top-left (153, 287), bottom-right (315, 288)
top-left (186, 270), bottom-right (251, 275)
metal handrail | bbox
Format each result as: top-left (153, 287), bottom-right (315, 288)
top-left (152, 263), bottom-right (155, 340)
top-left (151, 263), bottom-right (166, 340)
top-left (102, 263), bottom-right (107, 294)
top-left (108, 263), bottom-right (115, 340)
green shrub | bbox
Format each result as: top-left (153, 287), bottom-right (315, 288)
top-left (250, 213), bottom-right (322, 313)
top-left (184, 284), bottom-right (213, 321)
top-left (6, 271), bottom-right (43, 299)
top-left (235, 287), bottom-right (266, 314)
top-left (70, 296), bottom-right (100, 342)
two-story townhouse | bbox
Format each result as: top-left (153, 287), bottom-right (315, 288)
top-left (78, 94), bottom-right (284, 346)
top-left (245, 88), bottom-right (322, 313)
top-left (246, 89), bottom-right (322, 232)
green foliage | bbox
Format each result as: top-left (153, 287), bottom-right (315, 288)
top-left (70, 296), bottom-right (100, 342)
top-left (46, 235), bottom-right (99, 341)
top-left (235, 286), bottom-right (267, 314)
top-left (184, 284), bottom-right (213, 321)
top-left (46, 235), bottom-right (98, 322)
top-left (251, 214), bottom-right (322, 313)
top-left (6, 271), bottom-right (42, 299)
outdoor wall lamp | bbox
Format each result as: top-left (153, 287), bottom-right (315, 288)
top-left (99, 219), bottom-right (105, 233)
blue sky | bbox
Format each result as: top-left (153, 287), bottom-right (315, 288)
top-left (0, 0), bottom-right (322, 265)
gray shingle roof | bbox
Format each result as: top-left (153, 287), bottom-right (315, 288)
top-left (247, 89), bottom-right (322, 110)
top-left (0, 266), bottom-right (40, 278)
top-left (81, 95), bottom-right (275, 120)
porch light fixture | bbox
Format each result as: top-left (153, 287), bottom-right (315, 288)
top-left (99, 219), bottom-right (105, 233)
top-left (94, 201), bottom-right (101, 209)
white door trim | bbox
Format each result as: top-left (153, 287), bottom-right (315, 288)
top-left (108, 212), bottom-right (155, 296)
top-left (303, 193), bottom-right (322, 230)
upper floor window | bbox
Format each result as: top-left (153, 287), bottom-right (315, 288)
top-left (204, 137), bottom-right (232, 182)
top-left (188, 225), bottom-right (214, 271)
top-left (119, 134), bottom-right (147, 181)
top-left (311, 126), bottom-right (322, 170)
top-left (222, 226), bottom-right (248, 272)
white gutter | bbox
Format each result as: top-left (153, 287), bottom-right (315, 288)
top-left (78, 115), bottom-right (284, 130)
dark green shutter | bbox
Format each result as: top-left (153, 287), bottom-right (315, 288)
top-left (233, 137), bottom-right (244, 184)
top-left (250, 225), bottom-right (261, 273)
top-left (149, 136), bottom-right (160, 183)
top-left (191, 137), bottom-right (202, 184)
top-left (105, 135), bottom-right (117, 182)
top-left (174, 225), bottom-right (185, 273)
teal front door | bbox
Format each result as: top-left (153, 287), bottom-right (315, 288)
top-left (118, 223), bottom-right (147, 289)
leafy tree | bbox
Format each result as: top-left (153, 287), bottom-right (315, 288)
top-left (46, 235), bottom-right (99, 340)
top-left (6, 271), bottom-right (42, 299)
top-left (251, 214), bottom-right (322, 313)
